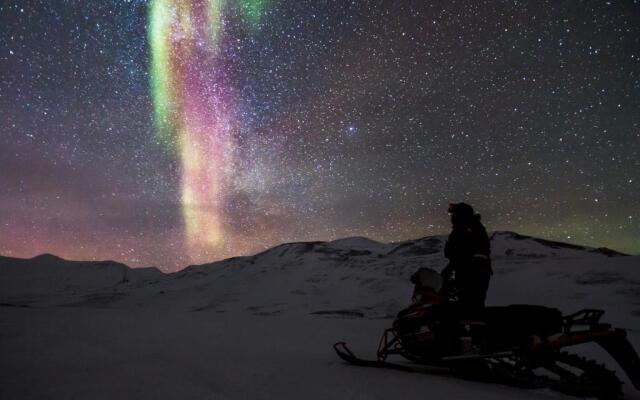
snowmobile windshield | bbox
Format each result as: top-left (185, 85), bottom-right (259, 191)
top-left (411, 268), bottom-right (443, 292)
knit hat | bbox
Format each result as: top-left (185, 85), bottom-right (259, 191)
top-left (448, 202), bottom-right (475, 217)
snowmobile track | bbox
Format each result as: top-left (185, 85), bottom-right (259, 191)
top-left (335, 342), bottom-right (623, 399)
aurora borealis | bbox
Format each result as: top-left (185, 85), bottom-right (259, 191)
top-left (148, 0), bottom-right (266, 258)
top-left (1, 1), bottom-right (639, 270)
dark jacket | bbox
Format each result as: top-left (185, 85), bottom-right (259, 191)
top-left (444, 217), bottom-right (491, 265)
top-left (443, 216), bottom-right (492, 307)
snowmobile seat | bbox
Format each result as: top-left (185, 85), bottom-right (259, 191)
top-left (480, 305), bottom-right (564, 339)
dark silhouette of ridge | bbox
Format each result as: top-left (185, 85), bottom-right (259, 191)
top-left (0, 231), bottom-right (629, 274)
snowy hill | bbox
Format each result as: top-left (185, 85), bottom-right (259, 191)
top-left (0, 253), bottom-right (163, 305)
top-left (1, 231), bottom-right (639, 399)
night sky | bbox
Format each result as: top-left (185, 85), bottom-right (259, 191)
top-left (1, 1), bottom-right (639, 271)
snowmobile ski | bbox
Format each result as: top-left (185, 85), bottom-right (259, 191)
top-left (334, 342), bottom-right (416, 372)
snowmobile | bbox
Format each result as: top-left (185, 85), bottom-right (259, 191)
top-left (334, 268), bottom-right (640, 399)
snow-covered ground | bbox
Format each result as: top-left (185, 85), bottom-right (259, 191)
top-left (1, 231), bottom-right (639, 399)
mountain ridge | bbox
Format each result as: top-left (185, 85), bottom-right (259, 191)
top-left (0, 230), bottom-right (629, 275)
top-left (1, 230), bottom-right (639, 326)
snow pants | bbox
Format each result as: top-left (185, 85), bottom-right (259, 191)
top-left (454, 258), bottom-right (492, 308)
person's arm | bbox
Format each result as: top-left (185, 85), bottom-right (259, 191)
top-left (444, 239), bottom-right (452, 259)
top-left (441, 262), bottom-right (454, 279)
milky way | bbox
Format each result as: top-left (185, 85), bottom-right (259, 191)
top-left (0, 1), bottom-right (639, 270)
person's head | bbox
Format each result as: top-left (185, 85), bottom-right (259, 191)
top-left (448, 202), bottom-right (475, 226)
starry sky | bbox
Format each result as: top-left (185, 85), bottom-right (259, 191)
top-left (1, 0), bottom-right (639, 271)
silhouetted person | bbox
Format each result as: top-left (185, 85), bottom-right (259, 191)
top-left (441, 202), bottom-right (492, 308)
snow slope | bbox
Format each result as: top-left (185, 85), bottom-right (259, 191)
top-left (1, 231), bottom-right (639, 399)
top-left (0, 253), bottom-right (163, 306)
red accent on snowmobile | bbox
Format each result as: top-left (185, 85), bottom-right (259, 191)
top-left (412, 290), bottom-right (444, 305)
top-left (533, 327), bottom-right (622, 351)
